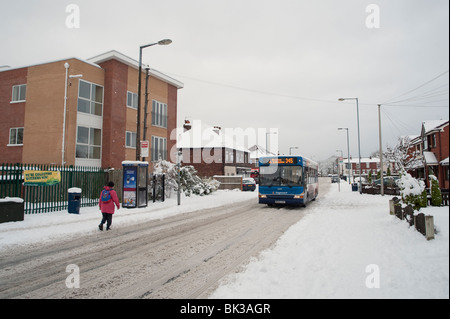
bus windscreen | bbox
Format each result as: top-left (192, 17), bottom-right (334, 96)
top-left (259, 166), bottom-right (302, 187)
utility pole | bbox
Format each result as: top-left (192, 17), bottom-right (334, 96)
top-left (378, 104), bottom-right (384, 196)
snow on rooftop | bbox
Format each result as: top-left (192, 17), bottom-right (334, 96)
top-left (423, 151), bottom-right (438, 165)
top-left (422, 119), bottom-right (449, 134)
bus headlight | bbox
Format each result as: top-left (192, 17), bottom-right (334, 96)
top-left (259, 194), bottom-right (267, 198)
top-left (294, 193), bottom-right (304, 199)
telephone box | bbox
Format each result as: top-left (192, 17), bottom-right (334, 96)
top-left (122, 161), bottom-right (149, 208)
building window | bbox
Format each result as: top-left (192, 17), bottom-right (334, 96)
top-left (236, 151), bottom-right (244, 163)
top-left (127, 92), bottom-right (138, 109)
top-left (431, 134), bottom-right (436, 148)
top-left (151, 136), bottom-right (167, 162)
top-left (225, 149), bottom-right (234, 163)
top-left (9, 127), bottom-right (24, 145)
top-left (76, 126), bottom-right (102, 159)
top-left (152, 100), bottom-right (168, 128)
top-left (11, 84), bottom-right (27, 102)
top-left (78, 80), bottom-right (103, 116)
top-left (126, 131), bottom-right (136, 148)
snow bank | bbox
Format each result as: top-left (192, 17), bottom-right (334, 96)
top-left (210, 182), bottom-right (449, 299)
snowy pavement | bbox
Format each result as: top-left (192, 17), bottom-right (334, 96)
top-left (210, 182), bottom-right (449, 299)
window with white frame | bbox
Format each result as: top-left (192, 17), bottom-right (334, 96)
top-left (11, 84), bottom-right (27, 102)
top-left (76, 126), bottom-right (102, 159)
top-left (9, 127), bottom-right (24, 145)
top-left (236, 151), bottom-right (244, 163)
top-left (127, 92), bottom-right (138, 109)
top-left (78, 80), bottom-right (104, 116)
top-left (151, 136), bottom-right (167, 162)
top-left (126, 131), bottom-right (136, 148)
top-left (152, 100), bottom-right (168, 128)
top-left (225, 149), bottom-right (234, 163)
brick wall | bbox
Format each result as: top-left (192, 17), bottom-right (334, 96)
top-left (98, 59), bottom-right (128, 169)
top-left (0, 68), bottom-right (27, 163)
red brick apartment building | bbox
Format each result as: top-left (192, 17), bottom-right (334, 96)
top-left (0, 51), bottom-right (183, 169)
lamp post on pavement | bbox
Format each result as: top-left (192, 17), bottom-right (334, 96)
top-left (378, 104), bottom-right (384, 196)
top-left (338, 127), bottom-right (351, 184)
top-left (338, 97), bottom-right (362, 193)
top-left (136, 39), bottom-right (172, 161)
top-left (289, 147), bottom-right (299, 155)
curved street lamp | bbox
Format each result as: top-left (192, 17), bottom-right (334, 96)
top-left (338, 97), bottom-right (362, 194)
top-left (136, 39), bottom-right (172, 160)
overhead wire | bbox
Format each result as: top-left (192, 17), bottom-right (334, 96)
top-left (382, 70), bottom-right (449, 104)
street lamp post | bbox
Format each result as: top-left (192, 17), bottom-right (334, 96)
top-left (339, 98), bottom-right (362, 193)
top-left (177, 150), bottom-right (182, 206)
top-left (136, 39), bottom-right (172, 161)
top-left (338, 128), bottom-right (351, 184)
top-left (378, 104), bottom-right (384, 196)
top-left (289, 147), bottom-right (299, 155)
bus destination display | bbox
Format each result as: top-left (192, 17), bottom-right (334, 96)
top-left (267, 157), bottom-right (299, 165)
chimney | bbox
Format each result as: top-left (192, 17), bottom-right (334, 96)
top-left (183, 120), bottom-right (192, 132)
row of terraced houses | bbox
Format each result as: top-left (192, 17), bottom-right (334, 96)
top-left (407, 119), bottom-right (449, 190)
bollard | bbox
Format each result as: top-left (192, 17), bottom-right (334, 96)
top-left (425, 215), bottom-right (435, 240)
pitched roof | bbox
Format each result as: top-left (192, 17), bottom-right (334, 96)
top-left (422, 119), bottom-right (449, 135)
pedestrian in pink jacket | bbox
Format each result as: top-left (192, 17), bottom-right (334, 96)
top-left (98, 182), bottom-right (120, 231)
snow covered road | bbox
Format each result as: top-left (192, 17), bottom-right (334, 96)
top-left (0, 181), bottom-right (330, 299)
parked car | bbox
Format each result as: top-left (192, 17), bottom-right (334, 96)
top-left (242, 178), bottom-right (256, 191)
top-left (372, 176), bottom-right (399, 188)
top-left (331, 175), bottom-right (340, 183)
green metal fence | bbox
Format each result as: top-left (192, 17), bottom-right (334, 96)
top-left (0, 163), bottom-right (108, 214)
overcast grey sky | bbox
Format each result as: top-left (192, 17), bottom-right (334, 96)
top-left (1, 0), bottom-right (448, 160)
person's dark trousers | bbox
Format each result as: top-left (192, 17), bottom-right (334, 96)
top-left (100, 213), bottom-right (113, 230)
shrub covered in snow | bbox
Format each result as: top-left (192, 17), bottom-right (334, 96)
top-left (151, 160), bottom-right (220, 199)
top-left (397, 171), bottom-right (427, 210)
top-left (430, 175), bottom-right (442, 207)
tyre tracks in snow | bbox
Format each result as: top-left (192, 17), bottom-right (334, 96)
top-left (0, 180), bottom-right (330, 299)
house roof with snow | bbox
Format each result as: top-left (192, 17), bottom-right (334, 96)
top-left (177, 120), bottom-right (249, 152)
top-left (423, 151), bottom-right (439, 165)
top-left (343, 157), bottom-right (381, 164)
top-left (422, 119), bottom-right (449, 135)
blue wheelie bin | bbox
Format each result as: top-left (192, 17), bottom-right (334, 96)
top-left (68, 188), bottom-right (82, 214)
